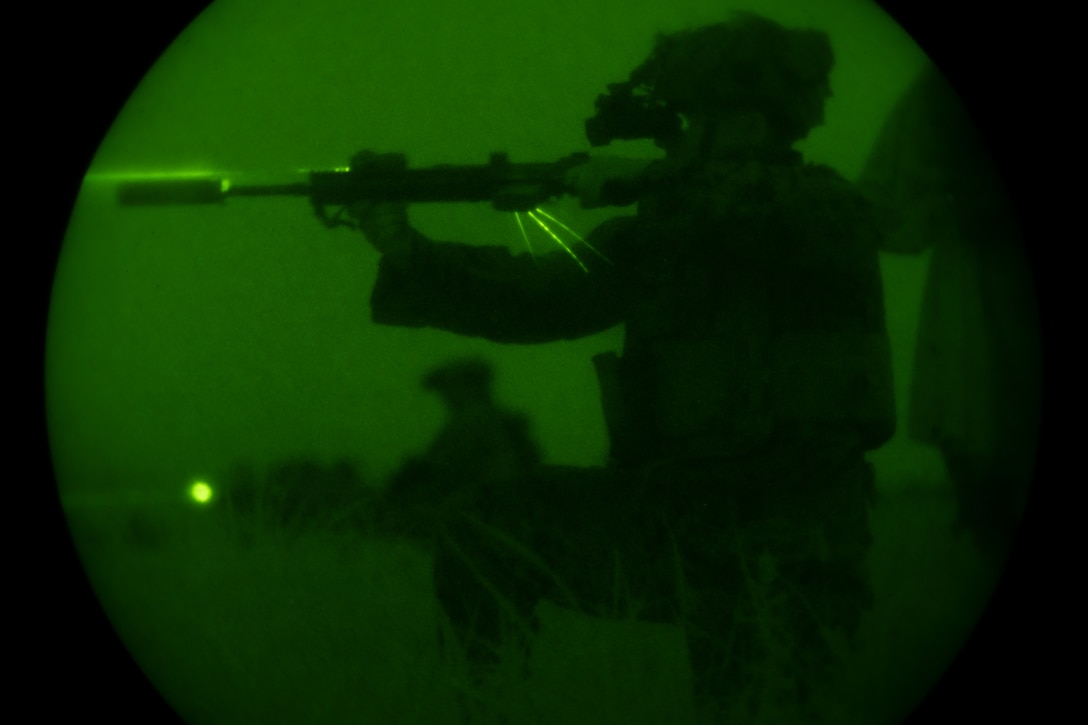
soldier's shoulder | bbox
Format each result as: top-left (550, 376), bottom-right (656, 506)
top-left (795, 161), bottom-right (860, 196)
top-left (790, 162), bottom-right (876, 213)
top-left (775, 162), bottom-right (883, 248)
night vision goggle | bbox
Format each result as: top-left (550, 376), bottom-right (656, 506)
top-left (584, 82), bottom-right (684, 147)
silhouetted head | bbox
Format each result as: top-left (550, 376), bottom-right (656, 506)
top-left (422, 358), bottom-right (495, 409)
top-left (587, 13), bottom-right (834, 156)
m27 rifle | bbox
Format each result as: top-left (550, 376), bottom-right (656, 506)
top-left (114, 151), bottom-right (642, 226)
top-left (114, 80), bottom-right (683, 219)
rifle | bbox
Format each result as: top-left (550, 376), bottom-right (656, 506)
top-left (114, 151), bottom-right (640, 226)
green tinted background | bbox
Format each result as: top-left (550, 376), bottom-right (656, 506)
top-left (49, 0), bottom-right (929, 496)
top-left (45, 0), bottom-right (1031, 723)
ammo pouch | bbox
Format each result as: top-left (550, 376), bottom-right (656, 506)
top-left (593, 330), bottom-right (896, 461)
top-left (765, 331), bottom-right (896, 450)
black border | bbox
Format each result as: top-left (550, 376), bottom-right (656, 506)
top-left (875, 1), bottom-right (1054, 722)
top-left (29, 4), bottom-right (214, 721)
top-left (26, 1), bottom-right (1053, 721)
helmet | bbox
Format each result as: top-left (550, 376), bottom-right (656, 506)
top-left (585, 13), bottom-right (834, 146)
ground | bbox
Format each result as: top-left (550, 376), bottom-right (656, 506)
top-left (65, 468), bottom-right (1005, 724)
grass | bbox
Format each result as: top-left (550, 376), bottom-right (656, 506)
top-left (66, 466), bottom-right (1004, 724)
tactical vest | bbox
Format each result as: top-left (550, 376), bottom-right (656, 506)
top-left (595, 157), bottom-right (896, 464)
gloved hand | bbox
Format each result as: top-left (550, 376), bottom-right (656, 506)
top-left (345, 151), bottom-right (413, 258)
top-left (347, 199), bottom-right (412, 255)
top-left (563, 155), bottom-right (653, 208)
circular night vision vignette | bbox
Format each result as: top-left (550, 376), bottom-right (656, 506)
top-left (42, 1), bottom-right (1048, 724)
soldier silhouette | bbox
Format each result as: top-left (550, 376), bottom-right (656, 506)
top-left (362, 12), bottom-right (894, 719)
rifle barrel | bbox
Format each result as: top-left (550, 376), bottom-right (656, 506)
top-left (117, 176), bottom-right (311, 205)
top-left (112, 153), bottom-right (594, 210)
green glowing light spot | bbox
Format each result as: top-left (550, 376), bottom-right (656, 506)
top-left (189, 480), bottom-right (214, 505)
